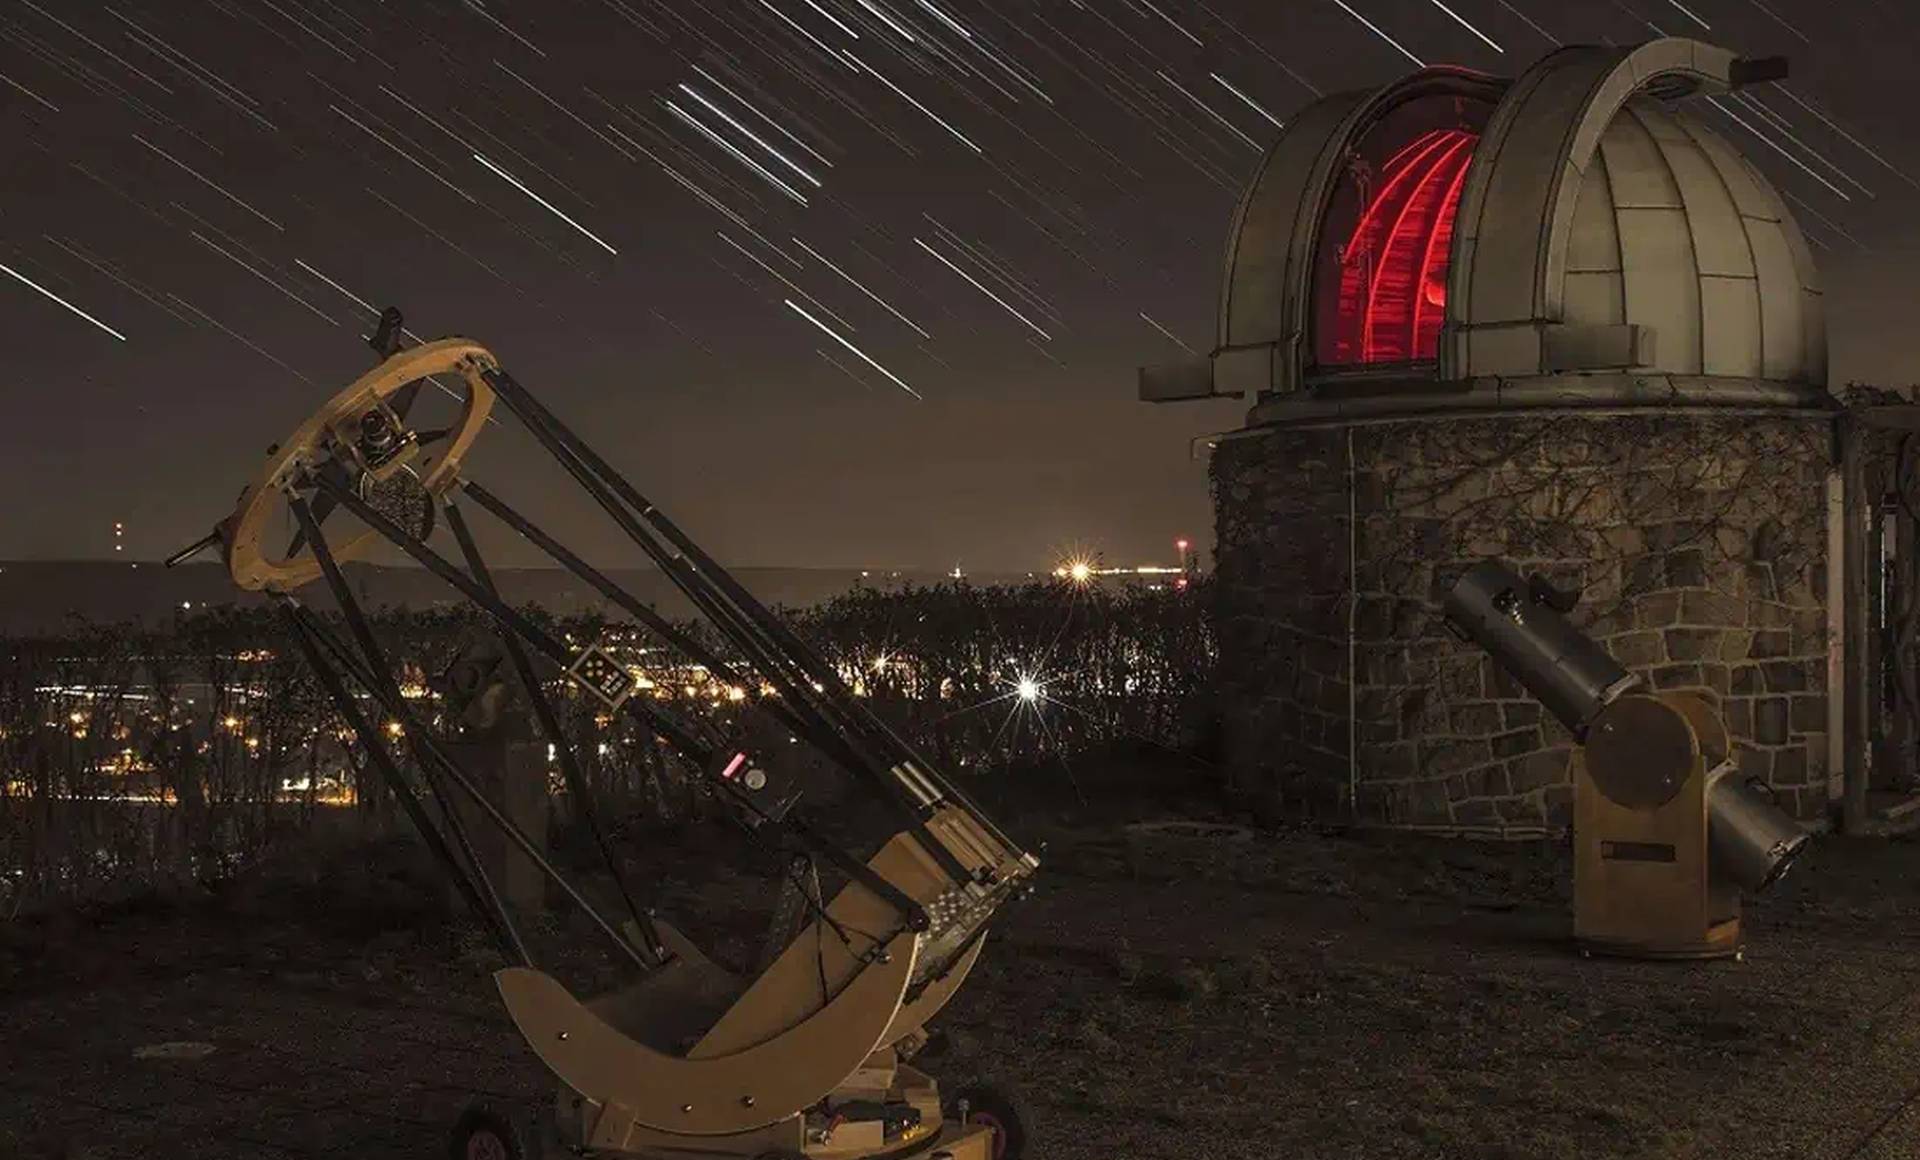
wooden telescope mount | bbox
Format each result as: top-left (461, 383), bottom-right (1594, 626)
top-left (1573, 690), bottom-right (1744, 961)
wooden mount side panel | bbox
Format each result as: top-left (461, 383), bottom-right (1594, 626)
top-left (690, 830), bottom-right (945, 1060)
top-left (695, 802), bottom-right (1027, 1062)
top-left (879, 931), bottom-right (986, 1048)
top-left (495, 930), bottom-right (916, 1138)
top-left (1573, 691), bottom-right (1742, 958)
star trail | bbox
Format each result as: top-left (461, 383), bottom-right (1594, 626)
top-left (3, 0), bottom-right (1919, 570)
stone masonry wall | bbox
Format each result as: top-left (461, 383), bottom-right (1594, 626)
top-left (1213, 425), bottom-right (1353, 820)
top-left (1212, 411), bottom-right (1834, 830)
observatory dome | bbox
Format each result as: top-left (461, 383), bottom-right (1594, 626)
top-left (1158, 39), bottom-right (1845, 833)
top-left (1144, 38), bottom-right (1829, 419)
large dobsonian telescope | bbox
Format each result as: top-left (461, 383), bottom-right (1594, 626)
top-left (1443, 560), bottom-right (1810, 960)
top-left (170, 311), bottom-right (1037, 1159)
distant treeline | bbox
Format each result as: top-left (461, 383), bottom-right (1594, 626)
top-left (0, 580), bottom-right (1215, 914)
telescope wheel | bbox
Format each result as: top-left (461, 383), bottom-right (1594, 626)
top-left (446, 1102), bottom-right (529, 1160)
top-left (945, 1085), bottom-right (1026, 1160)
top-left (222, 337), bottom-right (498, 592)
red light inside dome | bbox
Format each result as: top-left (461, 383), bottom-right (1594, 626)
top-left (1322, 128), bottom-right (1479, 366)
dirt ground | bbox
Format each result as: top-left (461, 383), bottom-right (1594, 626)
top-left (4, 797), bottom-right (1920, 1160)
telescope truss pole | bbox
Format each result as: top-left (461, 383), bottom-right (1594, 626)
top-left (460, 474), bottom-right (947, 920)
top-left (293, 493), bottom-right (663, 974)
top-left (272, 594), bottom-right (525, 966)
top-left (474, 376), bottom-right (940, 825)
top-left (458, 477), bottom-right (821, 746)
top-left (479, 368), bottom-right (1021, 877)
top-left (294, 468), bottom-right (933, 933)
top-left (493, 365), bottom-right (1025, 857)
top-left (290, 494), bottom-right (535, 969)
top-left (441, 496), bottom-right (666, 965)
top-left (477, 450), bottom-right (914, 820)
top-left (458, 478), bottom-right (941, 842)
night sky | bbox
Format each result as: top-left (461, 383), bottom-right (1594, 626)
top-left (4, 0), bottom-right (1919, 573)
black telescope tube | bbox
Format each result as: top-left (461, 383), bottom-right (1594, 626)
top-left (1707, 770), bottom-right (1812, 893)
top-left (1448, 559), bottom-right (1812, 894)
top-left (1441, 559), bottom-right (1641, 737)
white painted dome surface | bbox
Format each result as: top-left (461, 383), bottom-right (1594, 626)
top-left (1191, 38), bottom-right (1829, 403)
top-left (1549, 98), bottom-right (1823, 383)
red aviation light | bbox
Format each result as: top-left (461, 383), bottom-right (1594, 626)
top-left (1321, 127), bottom-right (1479, 367)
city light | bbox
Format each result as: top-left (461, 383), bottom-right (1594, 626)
top-left (9, 562), bottom-right (1208, 829)
top-left (1053, 558), bottom-right (1187, 582)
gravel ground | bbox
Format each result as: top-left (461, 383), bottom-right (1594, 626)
top-left (2, 816), bottom-right (1917, 1160)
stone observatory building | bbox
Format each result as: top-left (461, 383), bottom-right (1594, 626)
top-left (1142, 38), bottom-right (1842, 834)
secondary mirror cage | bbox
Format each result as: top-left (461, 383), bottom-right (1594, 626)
top-left (180, 310), bottom-right (1035, 1016)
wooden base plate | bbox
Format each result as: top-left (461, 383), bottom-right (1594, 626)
top-left (1575, 918), bottom-right (1744, 961)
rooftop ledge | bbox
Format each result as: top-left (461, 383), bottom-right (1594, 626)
top-left (1141, 365), bottom-right (1838, 432)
